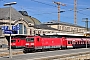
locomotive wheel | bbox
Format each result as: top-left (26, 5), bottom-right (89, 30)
top-left (23, 50), bottom-right (27, 53)
top-left (23, 48), bottom-right (28, 53)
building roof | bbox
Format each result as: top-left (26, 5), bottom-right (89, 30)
top-left (0, 7), bottom-right (24, 20)
top-left (18, 11), bottom-right (41, 25)
top-left (0, 7), bottom-right (41, 25)
top-left (43, 20), bottom-right (86, 28)
top-left (23, 16), bottom-right (41, 25)
top-left (34, 24), bottom-right (58, 30)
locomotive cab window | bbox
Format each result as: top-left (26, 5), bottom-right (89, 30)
top-left (26, 38), bottom-right (34, 42)
top-left (11, 40), bottom-right (16, 43)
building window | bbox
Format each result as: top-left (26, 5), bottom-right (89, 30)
top-left (24, 25), bottom-right (27, 34)
top-left (79, 29), bottom-right (82, 32)
top-left (59, 26), bottom-right (61, 30)
top-left (18, 23), bottom-right (27, 34)
top-left (19, 23), bottom-right (23, 34)
top-left (71, 28), bottom-right (73, 31)
top-left (62, 26), bottom-right (65, 31)
top-left (66, 27), bottom-right (70, 31)
top-left (30, 29), bottom-right (32, 35)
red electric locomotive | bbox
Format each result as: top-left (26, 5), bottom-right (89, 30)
top-left (11, 38), bottom-right (26, 49)
top-left (11, 35), bottom-right (27, 49)
top-left (23, 35), bottom-right (67, 53)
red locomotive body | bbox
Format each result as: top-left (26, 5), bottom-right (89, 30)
top-left (10, 35), bottom-right (27, 49)
top-left (11, 38), bottom-right (26, 48)
top-left (23, 36), bottom-right (67, 52)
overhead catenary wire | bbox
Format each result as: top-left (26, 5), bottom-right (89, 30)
top-left (78, 11), bottom-right (90, 17)
top-left (30, 0), bottom-right (57, 7)
top-left (1, 0), bottom-right (90, 24)
top-left (27, 0), bottom-right (77, 18)
top-left (16, 6), bottom-right (88, 23)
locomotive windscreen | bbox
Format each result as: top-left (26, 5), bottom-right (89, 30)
top-left (26, 38), bottom-right (34, 42)
top-left (11, 40), bottom-right (16, 43)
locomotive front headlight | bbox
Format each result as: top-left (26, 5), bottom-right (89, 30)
top-left (31, 43), bottom-right (34, 45)
top-left (26, 43), bottom-right (29, 45)
top-left (11, 43), bottom-right (16, 45)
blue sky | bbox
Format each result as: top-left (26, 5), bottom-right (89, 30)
top-left (0, 0), bottom-right (90, 27)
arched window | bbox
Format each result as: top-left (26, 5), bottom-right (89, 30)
top-left (18, 23), bottom-right (27, 34)
top-left (19, 23), bottom-right (23, 34)
top-left (24, 25), bottom-right (27, 34)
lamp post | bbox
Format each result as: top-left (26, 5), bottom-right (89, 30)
top-left (4, 2), bottom-right (17, 58)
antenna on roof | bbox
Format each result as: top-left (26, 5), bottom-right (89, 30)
top-left (20, 6), bottom-right (25, 11)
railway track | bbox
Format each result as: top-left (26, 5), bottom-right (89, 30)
top-left (0, 48), bottom-right (90, 60)
top-left (33, 51), bottom-right (90, 60)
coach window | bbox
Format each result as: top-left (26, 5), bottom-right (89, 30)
top-left (81, 41), bottom-right (82, 44)
top-left (68, 41), bottom-right (70, 44)
top-left (84, 41), bottom-right (85, 44)
top-left (84, 41), bottom-right (86, 44)
top-left (78, 41), bottom-right (79, 44)
top-left (87, 41), bottom-right (88, 44)
top-left (68, 41), bottom-right (72, 44)
top-left (82, 41), bottom-right (83, 44)
top-left (79, 41), bottom-right (80, 44)
top-left (80, 41), bottom-right (81, 44)
top-left (76, 42), bottom-right (77, 44)
top-left (83, 41), bottom-right (84, 44)
top-left (71, 41), bottom-right (72, 44)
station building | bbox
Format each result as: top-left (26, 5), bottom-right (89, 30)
top-left (0, 7), bottom-right (88, 45)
